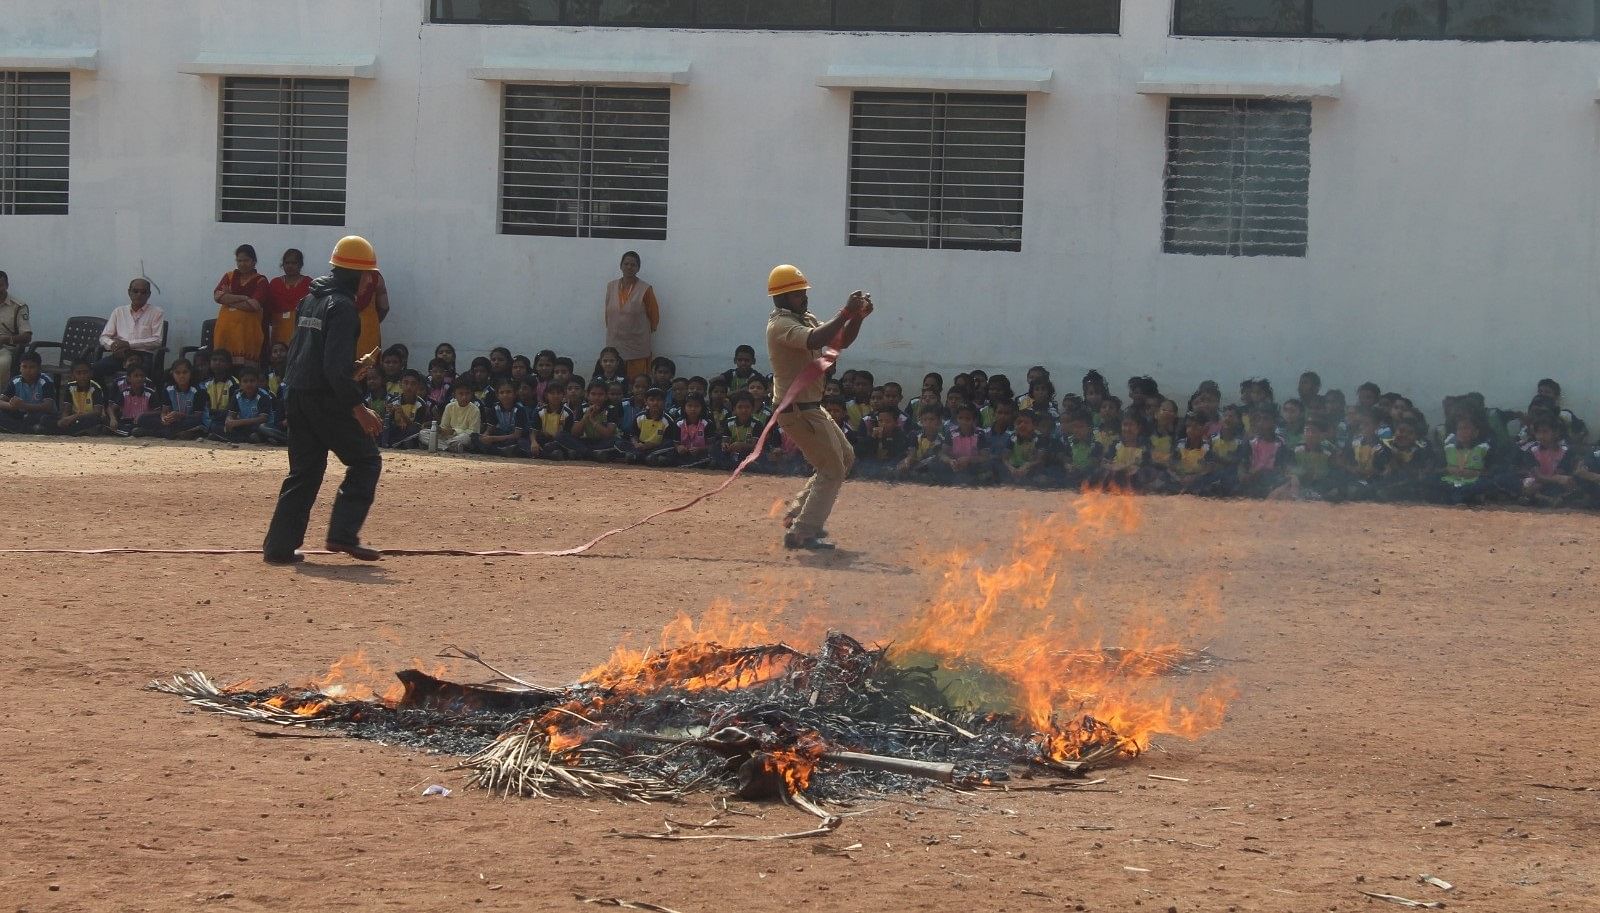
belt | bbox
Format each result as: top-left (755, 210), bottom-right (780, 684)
top-left (780, 401), bottom-right (822, 414)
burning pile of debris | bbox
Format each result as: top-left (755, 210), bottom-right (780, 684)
top-left (152, 634), bottom-right (1223, 804)
top-left (150, 494), bottom-right (1233, 808)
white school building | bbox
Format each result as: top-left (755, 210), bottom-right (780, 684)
top-left (2, 0), bottom-right (1598, 414)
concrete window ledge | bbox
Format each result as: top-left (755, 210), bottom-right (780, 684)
top-left (179, 52), bottom-right (378, 79)
top-left (1137, 67), bottom-right (1341, 100)
top-left (817, 64), bottom-right (1054, 93)
top-left (0, 48), bottom-right (99, 72)
top-left (471, 56), bottom-right (691, 85)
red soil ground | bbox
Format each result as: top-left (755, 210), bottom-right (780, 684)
top-left (1, 438), bottom-right (1596, 913)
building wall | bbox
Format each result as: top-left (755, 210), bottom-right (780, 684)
top-left (1, 0), bottom-right (1598, 415)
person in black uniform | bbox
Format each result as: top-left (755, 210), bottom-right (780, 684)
top-left (262, 236), bottom-right (386, 565)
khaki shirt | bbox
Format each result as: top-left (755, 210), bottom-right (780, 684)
top-left (0, 295), bottom-right (30, 342)
top-left (766, 308), bottom-right (824, 404)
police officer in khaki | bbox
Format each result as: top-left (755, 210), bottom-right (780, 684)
top-left (766, 264), bottom-right (873, 550)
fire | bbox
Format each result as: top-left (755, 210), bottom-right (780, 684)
top-left (758, 731), bottom-right (829, 793)
top-left (887, 490), bottom-right (1235, 759)
top-left (263, 694), bottom-right (332, 717)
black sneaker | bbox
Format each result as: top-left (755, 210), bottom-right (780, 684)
top-left (784, 533), bottom-right (836, 551)
top-left (263, 551), bottom-right (304, 566)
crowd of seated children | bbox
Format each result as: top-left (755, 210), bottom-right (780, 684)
top-left (8, 337), bottom-right (1600, 510)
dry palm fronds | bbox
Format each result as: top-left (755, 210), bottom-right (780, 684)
top-left (147, 672), bottom-right (329, 726)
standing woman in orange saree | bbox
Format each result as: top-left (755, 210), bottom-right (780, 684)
top-left (264, 248), bottom-right (310, 357)
top-left (354, 268), bottom-right (388, 361)
top-left (213, 244), bottom-right (270, 368)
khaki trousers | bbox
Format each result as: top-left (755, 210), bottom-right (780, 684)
top-left (777, 407), bottom-right (855, 538)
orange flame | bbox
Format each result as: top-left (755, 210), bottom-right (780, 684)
top-left (887, 491), bottom-right (1235, 758)
top-left (758, 732), bottom-right (829, 793)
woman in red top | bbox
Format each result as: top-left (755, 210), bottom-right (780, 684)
top-left (212, 244), bottom-right (270, 367)
top-left (264, 248), bottom-right (310, 356)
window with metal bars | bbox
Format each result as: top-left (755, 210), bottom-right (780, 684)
top-left (0, 72), bottom-right (70, 216)
top-left (218, 77), bottom-right (348, 226)
top-left (500, 85), bottom-right (669, 240)
top-left (1162, 99), bottom-right (1310, 258)
top-left (1174, 0), bottom-right (1598, 39)
top-left (430, 0), bottom-right (1120, 33)
top-left (848, 91), bottom-right (1025, 252)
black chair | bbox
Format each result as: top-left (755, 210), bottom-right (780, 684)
top-left (29, 316), bottom-right (107, 383)
top-left (147, 320), bottom-right (171, 380)
top-left (179, 318), bottom-right (215, 365)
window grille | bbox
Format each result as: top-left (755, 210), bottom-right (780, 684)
top-left (0, 71), bottom-right (69, 215)
top-left (1162, 98), bottom-right (1310, 258)
top-left (218, 77), bottom-right (348, 226)
top-left (848, 91), bottom-right (1025, 252)
top-left (430, 0), bottom-right (1120, 33)
top-left (501, 84), bottom-right (669, 240)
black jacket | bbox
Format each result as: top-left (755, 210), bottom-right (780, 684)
top-left (283, 275), bottom-right (363, 410)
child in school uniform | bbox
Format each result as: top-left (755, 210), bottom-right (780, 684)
top-left (474, 380), bottom-right (533, 457)
top-left (717, 392), bottom-right (767, 470)
top-left (1057, 410), bottom-right (1101, 490)
top-left (1169, 412), bottom-right (1217, 495)
top-left (362, 370), bottom-right (390, 437)
top-left (202, 349), bottom-right (237, 438)
top-left (265, 342), bottom-right (288, 397)
top-left (220, 365), bottom-right (282, 444)
top-left (1102, 413), bottom-right (1150, 491)
top-left (425, 358), bottom-right (453, 409)
top-left (386, 370), bottom-right (431, 449)
top-left (1274, 416), bottom-right (1339, 500)
top-left (946, 403), bottom-right (989, 485)
top-left (534, 384), bottom-right (574, 460)
top-left (898, 406), bottom-right (952, 483)
top-left (1373, 415), bottom-right (1437, 502)
top-left (1207, 404), bottom-right (1248, 494)
top-left (592, 347), bottom-right (627, 387)
top-left (422, 380), bottom-right (481, 453)
top-left (1, 350), bottom-right (57, 434)
top-left (55, 359), bottom-right (107, 436)
top-left (1435, 412), bottom-right (1496, 505)
top-left (1517, 414), bottom-right (1580, 506)
top-left (568, 380), bottom-right (623, 462)
top-left (1094, 396), bottom-right (1122, 451)
top-left (718, 344), bottom-right (764, 396)
top-left (1236, 406), bottom-right (1292, 498)
top-left (658, 393), bottom-right (715, 468)
top-left (109, 364), bottom-right (157, 437)
top-left (706, 378), bottom-right (732, 428)
top-left (997, 408), bottom-right (1051, 486)
top-left (628, 387), bottom-right (673, 465)
top-left (1334, 406), bottom-right (1385, 501)
top-left (380, 346), bottom-right (405, 396)
top-left (855, 403), bottom-right (909, 478)
top-left (157, 358), bottom-right (209, 440)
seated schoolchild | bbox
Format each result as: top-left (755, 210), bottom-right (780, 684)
top-left (718, 392), bottom-right (767, 470)
top-left (1058, 411), bottom-right (1102, 490)
top-left (474, 380), bottom-right (533, 457)
top-left (567, 380), bottom-right (623, 462)
top-left (0, 350), bottom-right (56, 434)
top-left (998, 408), bottom-right (1051, 486)
top-left (628, 387), bottom-right (673, 465)
top-left (158, 358), bottom-right (209, 441)
top-left (55, 358), bottom-right (107, 436)
top-left (1169, 411), bottom-right (1217, 495)
top-left (534, 384), bottom-right (574, 460)
top-left (1435, 411), bottom-right (1496, 505)
top-left (1102, 413), bottom-right (1150, 491)
top-left (1373, 414), bottom-right (1437, 502)
top-left (421, 380), bottom-right (480, 453)
top-left (1517, 414), bottom-right (1579, 506)
top-left (718, 344), bottom-right (764, 396)
top-left (1236, 406), bottom-right (1291, 498)
top-left (385, 370), bottom-right (430, 449)
top-left (897, 405), bottom-right (951, 483)
top-left (202, 349), bottom-right (237, 438)
top-left (109, 363), bottom-right (157, 437)
top-left (221, 365), bottom-right (283, 444)
top-left (656, 393), bottom-right (715, 468)
top-left (946, 403), bottom-right (989, 484)
top-left (1273, 416), bottom-right (1338, 500)
top-left (426, 358), bottom-right (453, 409)
top-left (1333, 406), bottom-right (1384, 501)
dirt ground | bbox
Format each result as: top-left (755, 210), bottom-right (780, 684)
top-left (2, 437), bottom-right (1596, 913)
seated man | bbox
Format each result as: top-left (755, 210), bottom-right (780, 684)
top-left (0, 270), bottom-right (32, 384)
top-left (94, 277), bottom-right (165, 382)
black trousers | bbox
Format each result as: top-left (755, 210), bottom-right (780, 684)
top-left (263, 390), bottom-right (382, 556)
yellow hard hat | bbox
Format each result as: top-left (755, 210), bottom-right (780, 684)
top-left (330, 235), bottom-right (378, 271)
top-left (767, 264), bottom-right (810, 297)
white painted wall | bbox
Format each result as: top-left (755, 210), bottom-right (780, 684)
top-left (1, 0), bottom-right (1598, 417)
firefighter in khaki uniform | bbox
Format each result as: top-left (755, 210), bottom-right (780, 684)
top-left (765, 264), bottom-right (873, 550)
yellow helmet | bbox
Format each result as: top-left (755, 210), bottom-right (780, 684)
top-left (767, 264), bottom-right (810, 297)
top-left (329, 235), bottom-right (378, 271)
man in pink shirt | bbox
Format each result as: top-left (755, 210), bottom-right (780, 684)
top-left (94, 277), bottom-right (165, 382)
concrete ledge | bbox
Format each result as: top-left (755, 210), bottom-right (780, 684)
top-left (180, 52), bottom-right (378, 79)
top-left (472, 56), bottom-right (691, 85)
top-left (0, 48), bottom-right (98, 71)
top-left (818, 64), bottom-right (1053, 93)
top-left (1137, 67), bottom-right (1342, 100)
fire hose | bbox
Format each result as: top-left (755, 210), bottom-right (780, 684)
top-left (0, 330), bottom-right (848, 558)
